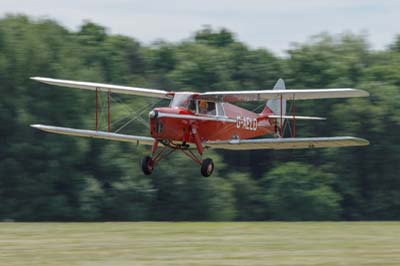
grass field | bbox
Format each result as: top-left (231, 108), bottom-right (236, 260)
top-left (1, 222), bottom-right (400, 266)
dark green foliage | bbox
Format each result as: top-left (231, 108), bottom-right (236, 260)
top-left (195, 26), bottom-right (235, 47)
top-left (261, 162), bottom-right (341, 220)
top-left (0, 15), bottom-right (399, 221)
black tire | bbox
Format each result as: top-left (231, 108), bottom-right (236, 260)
top-left (141, 156), bottom-right (154, 175)
top-left (201, 158), bottom-right (214, 177)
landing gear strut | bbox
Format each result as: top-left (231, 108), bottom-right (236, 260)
top-left (140, 140), bottom-right (215, 177)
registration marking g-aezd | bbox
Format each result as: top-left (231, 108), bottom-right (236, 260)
top-left (236, 116), bottom-right (257, 131)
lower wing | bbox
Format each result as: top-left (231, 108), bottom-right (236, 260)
top-left (31, 124), bottom-right (155, 146)
top-left (205, 137), bottom-right (369, 150)
top-left (31, 125), bottom-right (369, 150)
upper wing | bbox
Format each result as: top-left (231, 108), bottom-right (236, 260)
top-left (205, 136), bottom-right (369, 150)
top-left (31, 77), bottom-right (173, 99)
top-left (31, 124), bottom-right (155, 146)
top-left (198, 88), bottom-right (369, 102)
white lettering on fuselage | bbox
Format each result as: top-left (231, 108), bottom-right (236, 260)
top-left (236, 116), bottom-right (257, 131)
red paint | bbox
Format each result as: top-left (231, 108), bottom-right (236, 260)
top-left (149, 94), bottom-right (276, 155)
top-left (150, 106), bottom-right (274, 143)
top-left (191, 125), bottom-right (203, 155)
top-left (151, 139), bottom-right (159, 155)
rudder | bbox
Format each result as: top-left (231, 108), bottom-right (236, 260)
top-left (261, 79), bottom-right (286, 135)
top-left (263, 78), bottom-right (286, 116)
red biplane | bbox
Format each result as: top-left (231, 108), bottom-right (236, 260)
top-left (30, 77), bottom-right (369, 176)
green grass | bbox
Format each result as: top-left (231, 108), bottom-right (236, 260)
top-left (1, 222), bottom-right (400, 266)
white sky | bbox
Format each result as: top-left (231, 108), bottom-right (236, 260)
top-left (1, 0), bottom-right (399, 56)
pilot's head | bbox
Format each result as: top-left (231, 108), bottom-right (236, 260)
top-left (199, 100), bottom-right (208, 113)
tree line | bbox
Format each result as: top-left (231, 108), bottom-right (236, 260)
top-left (0, 15), bottom-right (399, 221)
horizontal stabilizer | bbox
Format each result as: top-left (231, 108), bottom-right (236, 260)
top-left (31, 77), bottom-right (172, 99)
top-left (31, 124), bottom-right (155, 146)
top-left (205, 136), bottom-right (369, 150)
top-left (267, 115), bottom-right (326, 120)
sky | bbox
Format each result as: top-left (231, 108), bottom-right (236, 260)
top-left (1, 0), bottom-right (399, 56)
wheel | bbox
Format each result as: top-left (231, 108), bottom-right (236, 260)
top-left (141, 156), bottom-right (154, 175)
top-left (201, 158), bottom-right (214, 177)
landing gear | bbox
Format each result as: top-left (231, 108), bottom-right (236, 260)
top-left (201, 158), bottom-right (214, 177)
top-left (141, 156), bottom-right (154, 175)
top-left (142, 140), bottom-right (215, 177)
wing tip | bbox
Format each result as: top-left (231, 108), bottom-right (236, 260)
top-left (30, 77), bottom-right (48, 82)
top-left (340, 88), bottom-right (369, 97)
top-left (356, 89), bottom-right (370, 97)
top-left (345, 136), bottom-right (369, 146)
top-left (30, 124), bottom-right (51, 133)
top-left (30, 124), bottom-right (42, 128)
top-left (30, 124), bottom-right (48, 131)
top-left (355, 137), bottom-right (370, 146)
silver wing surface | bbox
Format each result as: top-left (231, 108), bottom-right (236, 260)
top-left (199, 88), bottom-right (369, 102)
top-left (31, 77), bottom-right (172, 99)
top-left (31, 124), bottom-right (155, 146)
top-left (205, 137), bottom-right (369, 150)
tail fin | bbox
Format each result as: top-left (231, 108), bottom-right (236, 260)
top-left (261, 79), bottom-right (286, 132)
top-left (262, 78), bottom-right (286, 116)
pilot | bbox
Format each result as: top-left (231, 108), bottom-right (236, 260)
top-left (199, 100), bottom-right (208, 114)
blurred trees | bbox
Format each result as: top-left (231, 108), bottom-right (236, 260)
top-left (261, 162), bottom-right (341, 220)
top-left (0, 15), bottom-right (399, 221)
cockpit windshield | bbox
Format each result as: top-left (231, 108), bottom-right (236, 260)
top-left (170, 93), bottom-right (192, 108)
top-left (170, 93), bottom-right (224, 116)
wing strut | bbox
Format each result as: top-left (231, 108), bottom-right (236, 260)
top-left (280, 94), bottom-right (283, 137)
top-left (292, 95), bottom-right (296, 138)
top-left (96, 87), bottom-right (99, 131)
top-left (107, 89), bottom-right (111, 132)
top-left (95, 87), bottom-right (112, 132)
top-left (278, 93), bottom-right (297, 138)
top-left (279, 94), bottom-right (298, 138)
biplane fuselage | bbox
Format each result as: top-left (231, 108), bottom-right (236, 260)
top-left (150, 94), bottom-right (274, 144)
